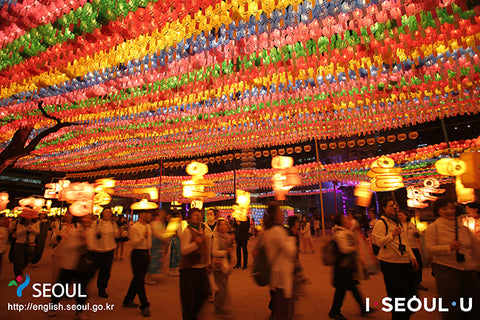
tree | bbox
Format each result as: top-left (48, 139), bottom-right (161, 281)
top-left (0, 101), bottom-right (77, 174)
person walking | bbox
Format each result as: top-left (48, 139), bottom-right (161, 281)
top-left (179, 208), bottom-right (210, 320)
top-left (167, 211), bottom-right (183, 276)
top-left (398, 210), bottom-right (427, 291)
top-left (264, 202), bottom-right (297, 320)
top-left (464, 202), bottom-right (480, 243)
top-left (234, 216), bottom-right (250, 269)
top-left (146, 209), bottom-right (167, 285)
top-left (115, 216), bottom-right (129, 260)
top-left (314, 218), bottom-right (320, 238)
top-left (212, 218), bottom-right (234, 315)
top-left (89, 208), bottom-right (118, 297)
top-left (204, 208), bottom-right (219, 302)
top-left (11, 215), bottom-right (39, 277)
top-left (328, 214), bottom-right (369, 320)
top-left (122, 210), bottom-right (153, 317)
top-left (371, 198), bottom-right (418, 320)
top-left (425, 199), bottom-right (480, 320)
top-left (301, 216), bottom-right (314, 253)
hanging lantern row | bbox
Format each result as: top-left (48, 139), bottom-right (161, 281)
top-left (319, 132), bottom-right (418, 150)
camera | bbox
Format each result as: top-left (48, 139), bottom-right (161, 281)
top-left (456, 252), bottom-right (465, 262)
top-left (96, 232), bottom-right (102, 239)
top-left (399, 244), bottom-right (406, 255)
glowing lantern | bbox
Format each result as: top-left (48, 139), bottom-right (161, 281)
top-left (455, 179), bottom-right (476, 204)
top-left (133, 187), bottom-right (159, 201)
top-left (131, 198), bottom-right (158, 210)
top-left (0, 192), bottom-right (9, 211)
top-left (232, 190), bottom-right (250, 221)
top-left (407, 178), bottom-right (445, 208)
top-left (435, 158), bottom-right (466, 176)
top-left (459, 153), bottom-right (480, 189)
top-left (19, 196), bottom-right (45, 209)
top-left (367, 156), bottom-right (404, 192)
top-left (271, 156), bottom-right (301, 200)
top-left (44, 179), bottom-right (71, 199)
top-left (59, 182), bottom-right (94, 202)
top-left (182, 162), bottom-right (215, 201)
top-left (191, 200), bottom-right (204, 210)
top-left (70, 200), bottom-right (94, 217)
top-left (165, 217), bottom-right (182, 237)
top-left (93, 178), bottom-right (115, 206)
top-left (354, 182), bottom-right (372, 207)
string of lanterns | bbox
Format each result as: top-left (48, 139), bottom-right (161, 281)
top-left (0, 1), bottom-right (479, 172)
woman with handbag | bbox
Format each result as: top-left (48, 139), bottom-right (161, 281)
top-left (212, 218), bottom-right (234, 315)
top-left (328, 214), bottom-right (369, 320)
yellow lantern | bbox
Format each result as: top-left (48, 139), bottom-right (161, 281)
top-left (131, 199), bottom-right (159, 210)
top-left (134, 188), bottom-right (159, 201)
top-left (232, 190), bottom-right (250, 222)
top-left (182, 162), bottom-right (215, 201)
top-left (407, 178), bottom-right (445, 208)
top-left (354, 182), bottom-right (372, 207)
top-left (271, 156), bottom-right (301, 200)
top-left (456, 179), bottom-right (476, 204)
top-left (367, 156), bottom-right (404, 192)
top-left (435, 158), bottom-right (466, 176)
top-left (459, 153), bottom-right (480, 189)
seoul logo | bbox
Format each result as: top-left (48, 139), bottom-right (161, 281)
top-left (8, 274), bottom-right (30, 297)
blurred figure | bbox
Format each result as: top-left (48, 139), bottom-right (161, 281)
top-left (346, 209), bottom-right (360, 231)
top-left (89, 208), bottom-right (119, 297)
top-left (425, 199), bottom-right (480, 320)
top-left (122, 210), bottom-right (153, 317)
top-left (234, 216), bottom-right (250, 269)
top-left (115, 215), bottom-right (129, 260)
top-left (371, 198), bottom-right (418, 320)
top-left (367, 208), bottom-right (378, 238)
top-left (398, 210), bottom-right (427, 291)
top-left (179, 208), bottom-right (209, 320)
top-left (212, 218), bottom-right (234, 315)
top-left (301, 216), bottom-right (314, 253)
top-left (48, 212), bottom-right (92, 320)
top-left (204, 208), bottom-right (219, 302)
top-left (264, 202), bottom-right (296, 320)
top-left (314, 218), bottom-right (320, 238)
top-left (464, 202), bottom-right (480, 243)
top-left (328, 214), bottom-right (369, 320)
top-left (11, 216), bottom-right (39, 277)
top-left (146, 209), bottom-right (167, 285)
top-left (167, 211), bottom-right (183, 276)
top-left (0, 215), bottom-right (8, 276)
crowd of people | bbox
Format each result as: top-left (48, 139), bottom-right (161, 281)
top-left (1, 197), bottom-right (480, 320)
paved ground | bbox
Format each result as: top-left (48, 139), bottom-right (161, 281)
top-left (0, 237), bottom-right (442, 320)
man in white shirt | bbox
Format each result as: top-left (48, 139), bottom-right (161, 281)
top-left (122, 210), bottom-right (153, 317)
top-left (372, 198), bottom-right (418, 320)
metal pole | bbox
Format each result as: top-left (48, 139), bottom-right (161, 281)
top-left (233, 157), bottom-right (236, 202)
top-left (314, 138), bottom-right (326, 239)
top-left (440, 118), bottom-right (451, 149)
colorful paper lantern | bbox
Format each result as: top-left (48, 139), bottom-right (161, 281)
top-left (367, 156), bottom-right (404, 192)
top-left (354, 182), bottom-right (372, 208)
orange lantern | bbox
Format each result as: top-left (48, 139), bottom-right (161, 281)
top-left (367, 156), bottom-right (404, 191)
top-left (348, 141), bottom-right (356, 148)
top-left (398, 133), bottom-right (407, 141)
top-left (338, 142), bottom-right (346, 149)
top-left (255, 151), bottom-right (262, 158)
top-left (271, 150), bottom-right (278, 156)
top-left (357, 139), bottom-right (366, 146)
top-left (387, 135), bottom-right (396, 143)
top-left (367, 138), bottom-right (376, 145)
top-left (329, 143), bottom-right (337, 149)
top-left (287, 148), bottom-right (294, 154)
top-left (263, 150), bottom-right (270, 157)
top-left (278, 149), bottom-right (286, 155)
top-left (409, 132), bottom-right (419, 139)
top-left (304, 145), bottom-right (312, 152)
top-left (354, 182), bottom-right (372, 207)
top-left (320, 144), bottom-right (328, 150)
top-left (377, 137), bottom-right (385, 144)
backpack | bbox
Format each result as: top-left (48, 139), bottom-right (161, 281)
top-left (252, 235), bottom-right (271, 286)
top-left (322, 239), bottom-right (339, 266)
top-left (372, 218), bottom-right (388, 256)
